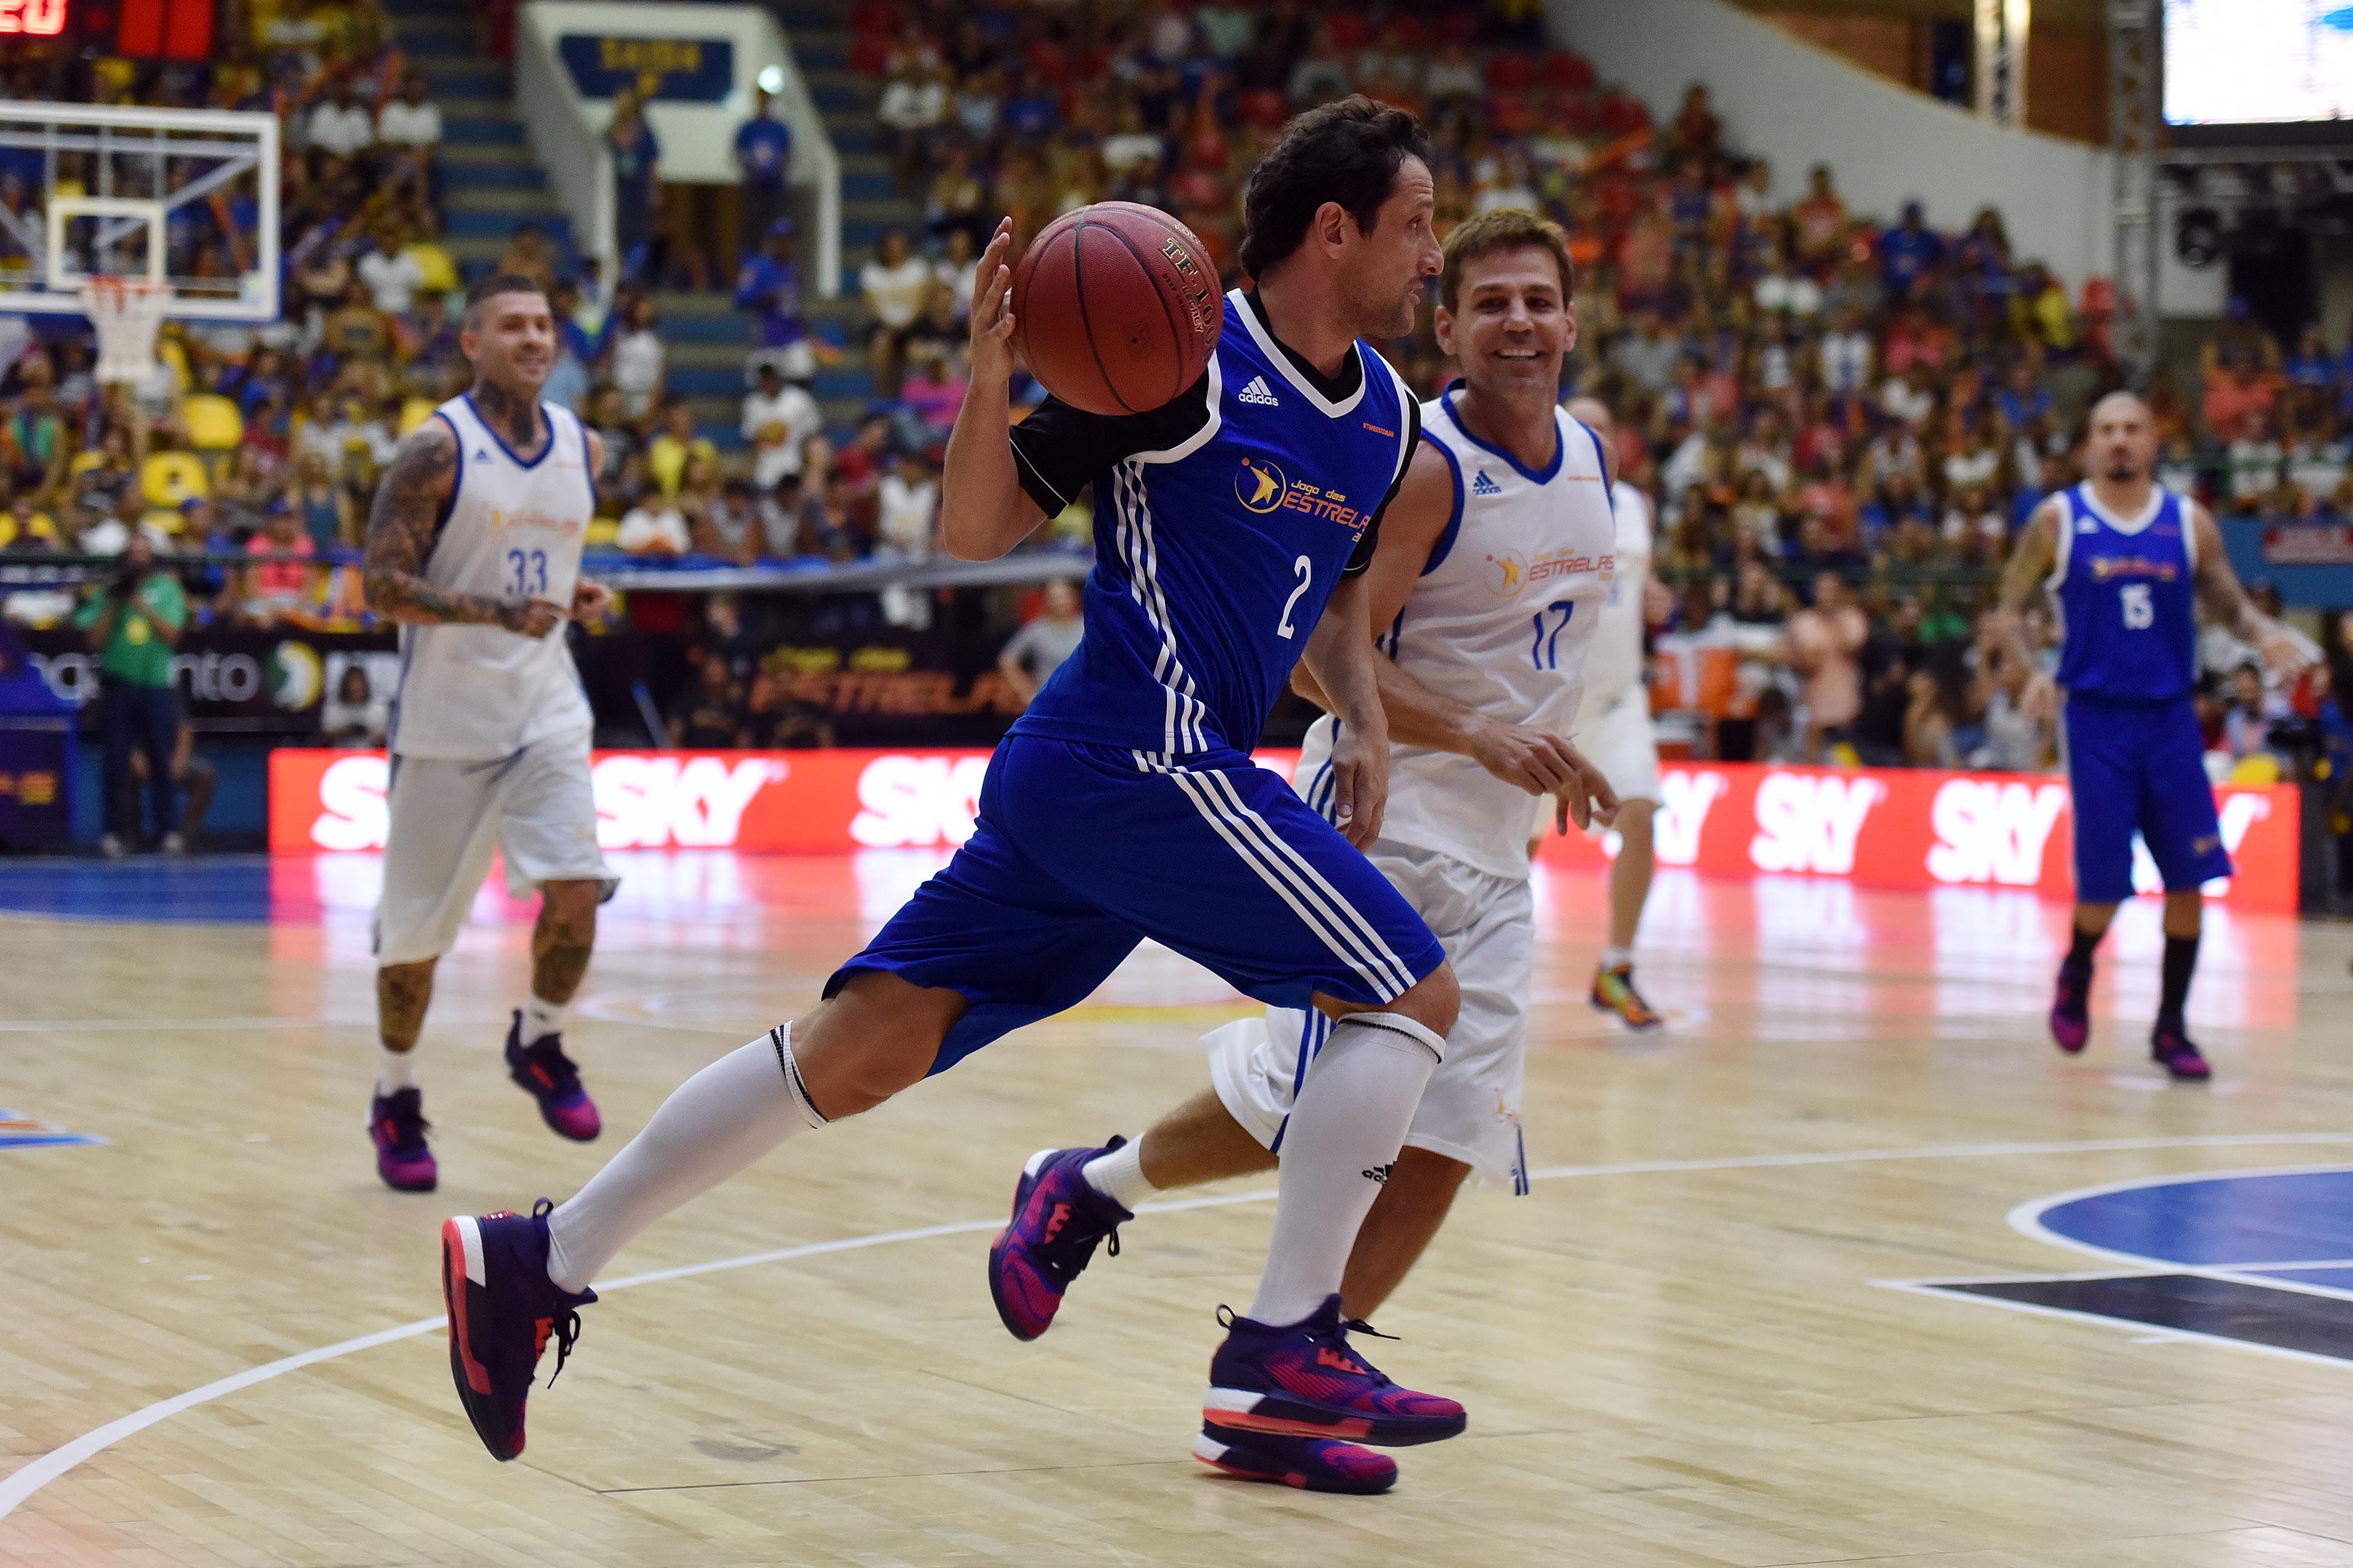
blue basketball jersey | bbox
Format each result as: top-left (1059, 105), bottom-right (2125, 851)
top-left (2051, 483), bottom-right (2200, 701)
top-left (1010, 290), bottom-right (1417, 756)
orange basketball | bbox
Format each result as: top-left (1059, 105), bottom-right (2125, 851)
top-left (1009, 202), bottom-right (1222, 417)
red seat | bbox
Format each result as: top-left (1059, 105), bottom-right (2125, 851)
top-left (847, 34), bottom-right (892, 75)
top-left (1542, 50), bottom-right (1595, 91)
top-left (1239, 88), bottom-right (1288, 129)
top-left (1324, 13), bottom-right (1368, 49)
top-left (1487, 53), bottom-right (1534, 91)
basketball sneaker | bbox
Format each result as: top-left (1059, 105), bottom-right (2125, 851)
top-left (369, 1087), bottom-right (437, 1193)
top-left (505, 1012), bottom-right (601, 1141)
top-left (2049, 959), bottom-right (2092, 1054)
top-left (1590, 963), bottom-right (1663, 1030)
top-left (2150, 1019), bottom-right (2211, 1082)
top-left (1202, 1296), bottom-right (1466, 1447)
top-left (1191, 1421), bottom-right (1397, 1495)
top-left (987, 1139), bottom-right (1131, 1340)
top-left (440, 1200), bottom-right (596, 1462)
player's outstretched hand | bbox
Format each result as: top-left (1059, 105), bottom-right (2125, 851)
top-left (1470, 716), bottom-right (1590, 799)
top-left (500, 599), bottom-right (566, 639)
top-left (572, 578), bottom-right (613, 620)
top-left (968, 217), bottom-right (1018, 389)
top-left (2259, 622), bottom-right (2320, 680)
top-left (1552, 744), bottom-right (1621, 835)
top-left (1328, 721), bottom-right (1390, 850)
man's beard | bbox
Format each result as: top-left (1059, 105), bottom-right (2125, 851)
top-left (1341, 272), bottom-right (1420, 341)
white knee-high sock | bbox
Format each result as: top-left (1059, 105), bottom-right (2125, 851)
top-left (1247, 1012), bottom-right (1441, 1325)
top-left (544, 1025), bottom-right (825, 1293)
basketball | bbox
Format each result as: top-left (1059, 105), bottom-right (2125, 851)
top-left (1010, 202), bottom-right (1222, 417)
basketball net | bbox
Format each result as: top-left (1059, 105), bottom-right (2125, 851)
top-left (79, 276), bottom-right (173, 384)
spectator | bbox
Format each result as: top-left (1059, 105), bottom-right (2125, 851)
top-left (74, 534), bottom-right (186, 856)
top-left (324, 663), bottom-right (391, 747)
top-left (742, 360), bottom-right (822, 491)
top-left (1877, 200), bottom-right (1943, 304)
top-left (997, 578), bottom-right (1084, 706)
top-left (616, 482), bottom-right (690, 556)
top-left (647, 402), bottom-right (718, 499)
top-left (357, 223), bottom-right (423, 316)
top-left (668, 656), bottom-right (744, 747)
top-left (605, 86), bottom-right (663, 285)
top-left (378, 69), bottom-right (443, 151)
top-left (734, 219), bottom-right (806, 349)
top-left (1792, 163), bottom-right (1849, 268)
top-left (733, 88), bottom-right (794, 260)
top-left (741, 668), bottom-right (836, 748)
top-left (607, 295), bottom-right (666, 421)
top-left (861, 230), bottom-right (934, 397)
top-left (1781, 571), bottom-right (1868, 759)
top-left (877, 59), bottom-right (949, 193)
top-left (81, 486), bottom-right (171, 556)
top-left (235, 503), bottom-right (322, 626)
top-left (695, 476), bottom-right (765, 566)
top-left (307, 80), bottom-right (376, 162)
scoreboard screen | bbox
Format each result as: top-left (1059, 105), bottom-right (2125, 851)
top-left (2165, 0), bottom-right (2353, 129)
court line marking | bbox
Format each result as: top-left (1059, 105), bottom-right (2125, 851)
top-left (2008, 1162), bottom-right (2353, 1306)
top-left (8, 1129), bottom-right (2353, 1528)
top-left (1874, 1278), bottom-right (2353, 1375)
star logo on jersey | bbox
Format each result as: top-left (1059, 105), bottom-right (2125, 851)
top-left (1471, 470), bottom-right (1504, 497)
top-left (1236, 455), bottom-right (1288, 512)
top-left (1237, 375), bottom-right (1281, 407)
top-left (1487, 550), bottom-right (1527, 596)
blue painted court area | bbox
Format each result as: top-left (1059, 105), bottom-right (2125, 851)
top-left (0, 855), bottom-right (283, 923)
top-left (2039, 1169), bottom-right (2353, 1273)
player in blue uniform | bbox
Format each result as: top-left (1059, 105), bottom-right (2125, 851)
top-left (437, 98), bottom-right (1473, 1468)
top-left (1997, 392), bottom-right (2307, 1081)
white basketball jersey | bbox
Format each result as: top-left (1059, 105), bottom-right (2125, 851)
top-left (389, 395), bottom-right (596, 760)
top-left (1296, 392), bottom-right (1619, 881)
top-left (1577, 477), bottom-right (1654, 710)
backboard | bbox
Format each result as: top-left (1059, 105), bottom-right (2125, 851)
top-left (0, 101), bottom-right (278, 322)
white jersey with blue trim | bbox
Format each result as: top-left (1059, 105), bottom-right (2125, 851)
top-left (1297, 391), bottom-right (1619, 881)
top-left (390, 394), bottom-right (596, 760)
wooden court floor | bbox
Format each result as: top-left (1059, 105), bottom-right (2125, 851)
top-left (6, 852), bottom-right (2353, 1567)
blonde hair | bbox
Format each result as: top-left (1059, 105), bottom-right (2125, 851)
top-left (1438, 208), bottom-right (1574, 314)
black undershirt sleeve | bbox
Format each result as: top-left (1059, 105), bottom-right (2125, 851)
top-left (1341, 393), bottom-right (1422, 578)
top-left (1004, 374), bottom-right (1215, 517)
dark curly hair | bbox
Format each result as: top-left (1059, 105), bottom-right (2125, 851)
top-left (1237, 96), bottom-right (1434, 279)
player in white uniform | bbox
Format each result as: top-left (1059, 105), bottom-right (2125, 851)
top-left (985, 211), bottom-right (1618, 1494)
top-left (359, 272), bottom-right (616, 1193)
top-left (1560, 395), bottom-right (1668, 1030)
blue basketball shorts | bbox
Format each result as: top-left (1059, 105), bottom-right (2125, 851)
top-left (827, 735), bottom-right (1448, 1076)
top-left (2064, 691), bottom-right (2232, 904)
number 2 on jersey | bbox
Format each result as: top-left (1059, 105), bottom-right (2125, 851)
top-left (1531, 600), bottom-right (1574, 668)
top-left (506, 548), bottom-right (548, 599)
top-left (1275, 556), bottom-right (1312, 640)
top-left (2119, 582), bottom-right (2154, 629)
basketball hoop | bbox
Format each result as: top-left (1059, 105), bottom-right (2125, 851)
top-left (79, 276), bottom-right (173, 384)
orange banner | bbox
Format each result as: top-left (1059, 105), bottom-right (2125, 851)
top-left (267, 751), bottom-right (2301, 910)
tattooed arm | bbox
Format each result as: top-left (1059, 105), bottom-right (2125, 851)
top-left (2191, 502), bottom-right (2313, 677)
top-left (362, 418), bottom-right (562, 636)
top-left (1987, 495), bottom-right (2061, 667)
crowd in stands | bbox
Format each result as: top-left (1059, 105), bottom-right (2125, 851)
top-left (2, 0), bottom-right (2347, 781)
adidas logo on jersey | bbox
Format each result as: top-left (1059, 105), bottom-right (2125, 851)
top-left (1237, 375), bottom-right (1281, 407)
top-left (476, 448), bottom-right (493, 462)
top-left (1472, 470), bottom-right (1504, 496)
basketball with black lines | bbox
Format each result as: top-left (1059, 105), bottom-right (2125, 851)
top-left (1010, 202), bottom-right (1221, 417)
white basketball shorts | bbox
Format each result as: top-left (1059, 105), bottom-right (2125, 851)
top-left (1205, 839), bottom-right (1533, 1193)
top-left (372, 734), bottom-right (613, 966)
top-left (1574, 687), bottom-right (1662, 805)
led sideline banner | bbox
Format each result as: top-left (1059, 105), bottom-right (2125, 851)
top-left (268, 751), bottom-right (2301, 911)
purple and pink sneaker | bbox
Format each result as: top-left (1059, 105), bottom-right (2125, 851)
top-left (440, 1199), bottom-right (596, 1462)
top-left (2049, 959), bottom-right (2092, 1054)
top-left (370, 1087), bottom-right (437, 1192)
top-left (505, 1012), bottom-right (601, 1141)
top-left (987, 1139), bottom-right (1132, 1341)
top-left (2151, 1019), bottom-right (2212, 1082)
top-left (1192, 1421), bottom-right (1398, 1494)
top-left (1202, 1295), bottom-right (1466, 1447)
